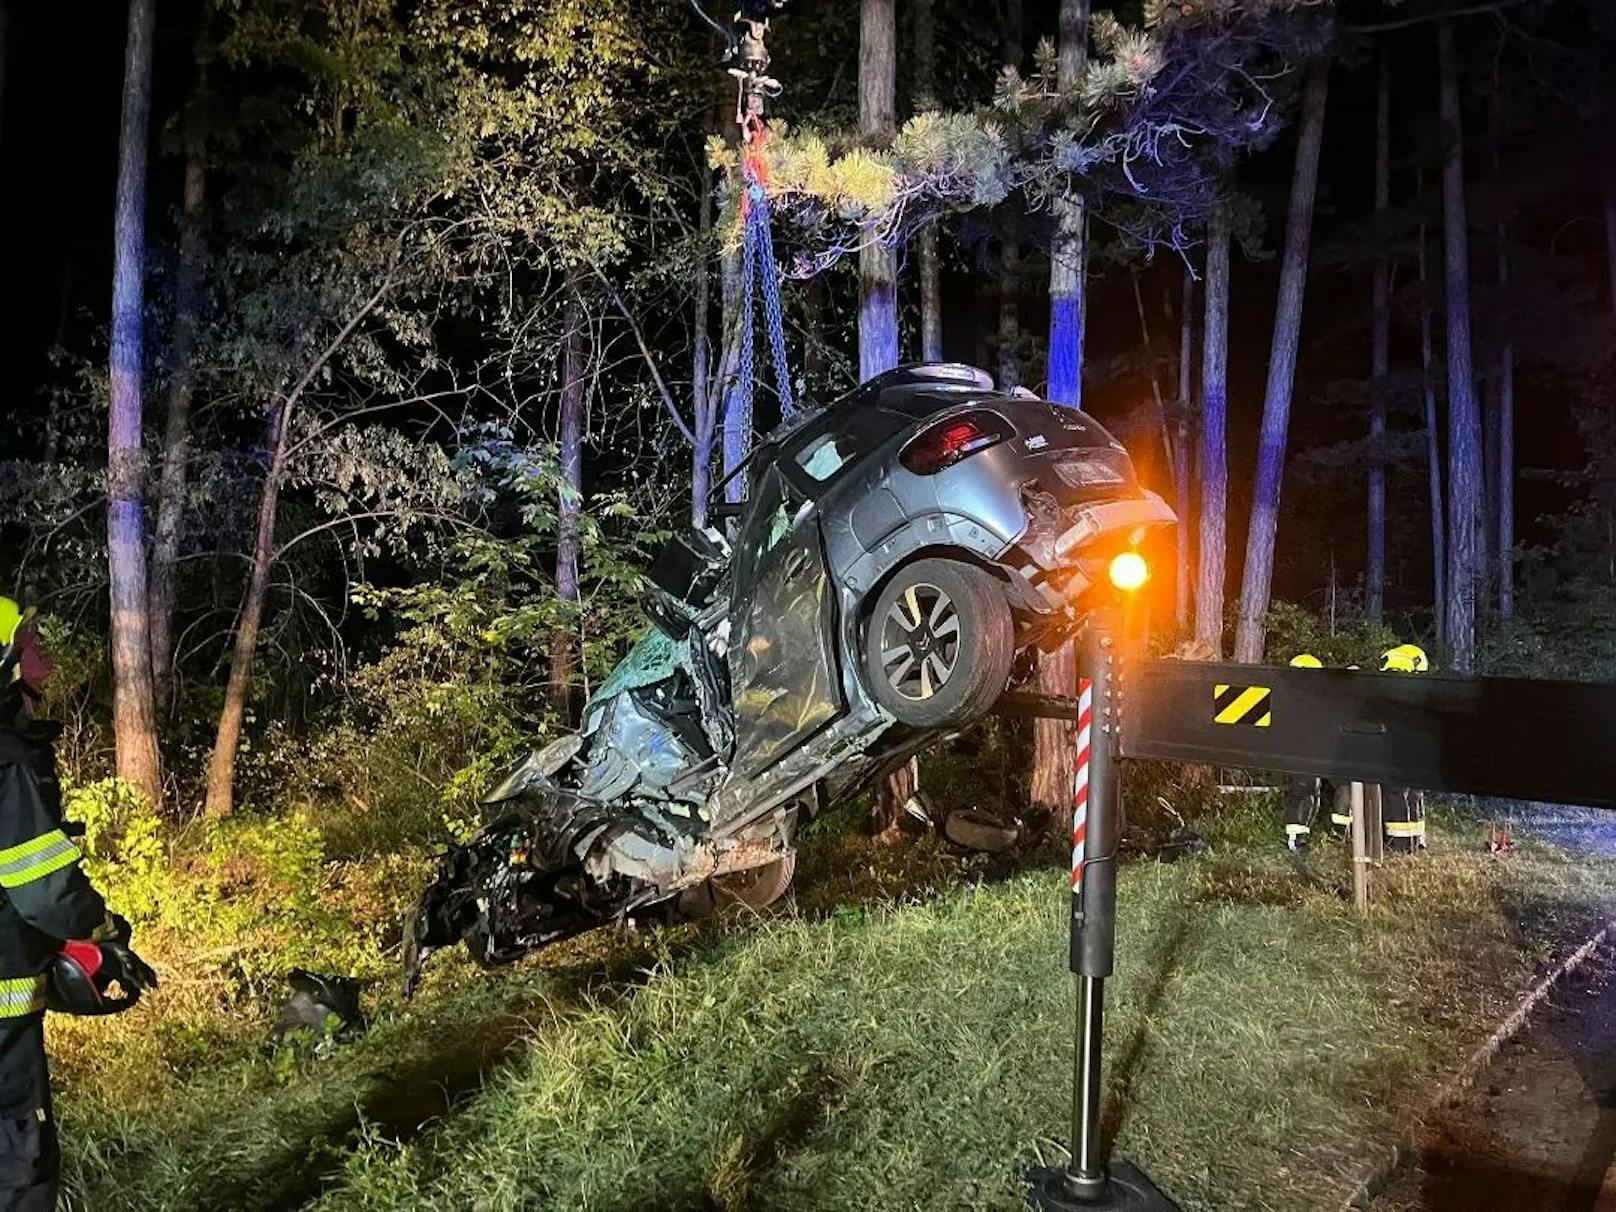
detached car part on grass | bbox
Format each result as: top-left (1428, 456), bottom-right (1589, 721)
top-left (405, 363), bottom-right (1174, 993)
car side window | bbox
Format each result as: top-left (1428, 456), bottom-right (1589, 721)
top-left (784, 408), bottom-right (910, 494)
top-left (797, 434), bottom-right (852, 482)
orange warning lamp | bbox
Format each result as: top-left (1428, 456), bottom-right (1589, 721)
top-left (1107, 551), bottom-right (1149, 592)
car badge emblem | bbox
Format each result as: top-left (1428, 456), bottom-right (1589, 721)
top-left (1023, 434), bottom-right (1049, 451)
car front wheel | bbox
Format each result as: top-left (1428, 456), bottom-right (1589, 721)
top-left (864, 558), bottom-right (1014, 728)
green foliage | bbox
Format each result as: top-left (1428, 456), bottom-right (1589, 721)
top-left (1261, 599), bottom-right (1405, 669)
top-left (63, 776), bottom-right (378, 987)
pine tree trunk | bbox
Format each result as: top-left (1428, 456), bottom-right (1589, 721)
top-left (1175, 268), bottom-right (1195, 630)
top-left (1437, 20), bottom-right (1484, 672)
top-left (149, 149), bottom-right (207, 708)
top-left (997, 231), bottom-right (1021, 390)
top-left (856, 0), bottom-right (897, 382)
top-left (108, 0), bottom-right (162, 810)
top-left (549, 287), bottom-right (587, 722)
top-left (1233, 60), bottom-right (1329, 663)
top-left (859, 0), bottom-right (909, 837)
top-left (913, 0), bottom-right (943, 363)
top-left (1492, 101), bottom-right (1515, 619)
top-left (1418, 212), bottom-right (1446, 642)
top-left (1045, 0), bottom-right (1088, 406)
top-left (918, 229), bottom-right (942, 363)
top-left (1195, 201), bottom-right (1232, 657)
top-left (1130, 270), bottom-right (1175, 493)
top-left (1366, 46), bottom-right (1390, 623)
top-left (1029, 0), bottom-right (1087, 830)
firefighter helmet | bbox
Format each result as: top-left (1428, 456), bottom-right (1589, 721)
top-left (1380, 644), bottom-right (1429, 673)
top-left (1289, 653), bottom-right (1323, 668)
top-left (0, 596), bottom-right (26, 686)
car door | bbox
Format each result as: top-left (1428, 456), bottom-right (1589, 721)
top-left (727, 463), bottom-right (846, 777)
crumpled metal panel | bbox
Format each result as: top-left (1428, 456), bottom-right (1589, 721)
top-left (577, 682), bottom-right (707, 803)
top-left (728, 519), bottom-right (844, 778)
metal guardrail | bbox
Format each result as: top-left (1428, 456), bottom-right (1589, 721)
top-left (1121, 661), bottom-right (1616, 810)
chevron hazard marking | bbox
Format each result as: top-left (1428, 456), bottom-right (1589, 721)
top-left (1213, 683), bottom-right (1272, 727)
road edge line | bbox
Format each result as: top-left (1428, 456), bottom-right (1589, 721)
top-left (1342, 917), bottom-right (1616, 1210)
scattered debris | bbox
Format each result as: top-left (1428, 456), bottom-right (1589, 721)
top-left (275, 969), bottom-right (366, 1059)
top-left (942, 808), bottom-right (1022, 854)
top-left (1151, 826), bottom-right (1208, 864)
top-left (1486, 820), bottom-right (1515, 854)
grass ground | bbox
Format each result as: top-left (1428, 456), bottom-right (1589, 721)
top-left (53, 791), bottom-right (1616, 1211)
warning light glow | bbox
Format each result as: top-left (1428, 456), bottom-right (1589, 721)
top-left (1108, 551), bottom-right (1149, 592)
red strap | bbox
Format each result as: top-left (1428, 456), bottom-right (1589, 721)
top-left (740, 117), bottom-right (771, 217)
top-left (62, 940), bottom-right (102, 979)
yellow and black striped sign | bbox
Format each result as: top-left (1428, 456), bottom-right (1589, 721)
top-left (1213, 683), bottom-right (1271, 727)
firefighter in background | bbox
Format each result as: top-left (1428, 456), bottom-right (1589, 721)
top-left (1281, 653), bottom-right (1357, 851)
top-left (0, 598), bottom-right (157, 1208)
top-left (1379, 643), bottom-right (1431, 854)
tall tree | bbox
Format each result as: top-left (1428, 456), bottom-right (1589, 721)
top-left (550, 284), bottom-right (587, 720)
top-left (149, 142), bottom-right (208, 706)
top-left (913, 0), bottom-right (943, 362)
top-left (1195, 200), bottom-right (1231, 656)
top-left (1030, 0), bottom-right (1089, 826)
top-left (1418, 209), bottom-right (1446, 642)
top-left (1492, 95), bottom-right (1515, 618)
top-left (1365, 44), bottom-right (1390, 622)
top-left (1437, 19), bottom-right (1483, 671)
top-left (859, 0), bottom-right (912, 837)
top-left (1175, 267), bottom-right (1195, 628)
top-left (995, 0), bottom-right (1025, 391)
top-left (1045, 0), bottom-right (1089, 406)
top-left (1233, 60), bottom-right (1329, 662)
top-left (108, 0), bottom-right (163, 810)
top-left (857, 0), bottom-right (898, 380)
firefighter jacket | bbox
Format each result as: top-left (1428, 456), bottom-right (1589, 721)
top-left (0, 719), bottom-right (108, 1019)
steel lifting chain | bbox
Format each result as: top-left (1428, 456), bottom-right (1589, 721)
top-left (735, 119), bottom-right (797, 431)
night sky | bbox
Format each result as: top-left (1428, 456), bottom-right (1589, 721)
top-left (2, 2), bottom-right (1608, 611)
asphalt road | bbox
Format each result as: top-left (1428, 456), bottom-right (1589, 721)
top-left (1373, 805), bottom-right (1616, 1212)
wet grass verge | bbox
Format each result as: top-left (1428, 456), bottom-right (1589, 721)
top-left (58, 795), bottom-right (1616, 1211)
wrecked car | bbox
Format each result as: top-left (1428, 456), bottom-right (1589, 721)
top-left (404, 362), bottom-right (1175, 992)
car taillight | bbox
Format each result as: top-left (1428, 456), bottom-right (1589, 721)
top-left (899, 411), bottom-right (1011, 475)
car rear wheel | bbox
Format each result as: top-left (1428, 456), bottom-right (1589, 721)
top-left (864, 558), bottom-right (1014, 728)
top-left (711, 852), bottom-right (797, 910)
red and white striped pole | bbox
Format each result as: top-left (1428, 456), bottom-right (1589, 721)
top-left (1070, 677), bottom-right (1093, 897)
top-left (1032, 608), bottom-right (1174, 1209)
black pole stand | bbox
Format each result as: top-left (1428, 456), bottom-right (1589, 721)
top-left (1026, 608), bottom-right (1177, 1211)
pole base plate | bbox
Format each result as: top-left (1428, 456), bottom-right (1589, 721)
top-left (1025, 1160), bottom-right (1178, 1211)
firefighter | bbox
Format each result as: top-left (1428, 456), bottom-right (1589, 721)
top-left (0, 597), bottom-right (156, 1208)
top-left (1281, 653), bottom-right (1329, 851)
top-left (1379, 643), bottom-right (1430, 854)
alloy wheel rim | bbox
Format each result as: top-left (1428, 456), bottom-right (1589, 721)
top-left (879, 582), bottom-right (961, 701)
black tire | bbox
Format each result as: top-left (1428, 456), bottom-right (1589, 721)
top-left (864, 558), bottom-right (1014, 728)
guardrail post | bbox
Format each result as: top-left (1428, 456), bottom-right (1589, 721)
top-left (1350, 781), bottom-right (1369, 917)
top-left (1026, 609), bottom-right (1175, 1211)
